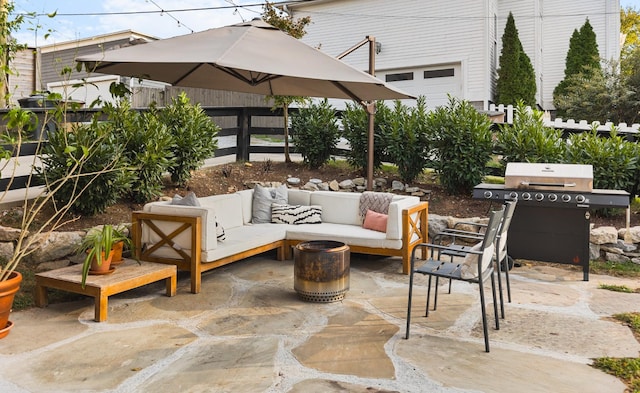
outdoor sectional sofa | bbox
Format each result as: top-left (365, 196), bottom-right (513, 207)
top-left (131, 187), bottom-right (428, 294)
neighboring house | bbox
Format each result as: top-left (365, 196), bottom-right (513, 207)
top-left (284, 0), bottom-right (620, 111)
top-left (24, 30), bottom-right (271, 109)
top-left (37, 30), bottom-right (163, 107)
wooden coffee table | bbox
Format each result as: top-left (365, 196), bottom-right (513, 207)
top-left (35, 260), bottom-right (177, 322)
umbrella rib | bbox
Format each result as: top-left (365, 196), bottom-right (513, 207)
top-left (211, 63), bottom-right (277, 87)
top-left (172, 64), bottom-right (205, 86)
top-left (331, 81), bottom-right (363, 102)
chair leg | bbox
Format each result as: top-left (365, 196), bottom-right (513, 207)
top-left (433, 277), bottom-right (440, 311)
top-left (478, 279), bottom-right (490, 353)
top-left (405, 270), bottom-right (416, 339)
top-left (496, 257), bottom-right (506, 319)
top-left (505, 256), bottom-right (513, 303)
top-left (490, 270), bottom-right (500, 331)
top-left (425, 275), bottom-right (433, 317)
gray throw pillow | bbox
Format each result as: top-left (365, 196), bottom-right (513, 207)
top-left (252, 184), bottom-right (288, 223)
top-left (171, 192), bottom-right (201, 207)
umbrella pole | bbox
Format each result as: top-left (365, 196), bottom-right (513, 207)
top-left (366, 37), bottom-right (376, 191)
top-left (366, 102), bottom-right (375, 191)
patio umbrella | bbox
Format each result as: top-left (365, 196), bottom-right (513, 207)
top-left (76, 19), bottom-right (415, 186)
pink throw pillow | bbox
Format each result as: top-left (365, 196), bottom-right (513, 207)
top-left (363, 209), bottom-right (388, 232)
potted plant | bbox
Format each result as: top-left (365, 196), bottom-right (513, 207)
top-left (78, 225), bottom-right (119, 288)
top-left (109, 225), bottom-right (134, 266)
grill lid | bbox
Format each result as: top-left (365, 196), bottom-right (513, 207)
top-left (504, 163), bottom-right (593, 192)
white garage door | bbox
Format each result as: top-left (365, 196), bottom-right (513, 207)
top-left (381, 63), bottom-right (462, 109)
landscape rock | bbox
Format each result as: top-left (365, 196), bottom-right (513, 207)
top-left (405, 186), bottom-right (420, 193)
top-left (353, 177), bottom-right (366, 187)
top-left (605, 252), bottom-right (631, 263)
top-left (318, 182), bottom-right (329, 191)
top-left (391, 180), bottom-right (404, 191)
top-left (590, 226), bottom-right (618, 245)
top-left (287, 177), bottom-right (301, 186)
top-left (309, 178), bottom-right (322, 185)
top-left (25, 231), bottom-right (85, 264)
top-left (0, 241), bottom-right (13, 262)
top-left (618, 226), bottom-right (640, 243)
top-left (339, 179), bottom-right (355, 189)
top-left (374, 178), bottom-right (387, 188)
top-left (329, 180), bottom-right (340, 191)
top-left (302, 182), bottom-right (319, 191)
top-left (0, 225), bottom-right (24, 242)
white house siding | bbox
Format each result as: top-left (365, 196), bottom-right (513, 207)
top-left (288, 0), bottom-right (491, 109)
top-left (9, 48), bottom-right (36, 106)
top-left (289, 0), bottom-right (619, 111)
top-left (498, 0), bottom-right (620, 110)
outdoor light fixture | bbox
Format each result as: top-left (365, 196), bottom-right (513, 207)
top-left (375, 42), bottom-right (382, 54)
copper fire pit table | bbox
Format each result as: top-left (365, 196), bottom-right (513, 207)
top-left (294, 240), bottom-right (350, 302)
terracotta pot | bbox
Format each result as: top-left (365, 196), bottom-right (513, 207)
top-left (0, 271), bottom-right (22, 339)
top-left (110, 242), bottom-right (125, 266)
top-left (89, 250), bottom-right (114, 274)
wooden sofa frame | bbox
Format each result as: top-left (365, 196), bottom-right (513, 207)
top-left (131, 202), bottom-right (428, 294)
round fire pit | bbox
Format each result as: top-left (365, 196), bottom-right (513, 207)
top-left (294, 240), bottom-right (350, 303)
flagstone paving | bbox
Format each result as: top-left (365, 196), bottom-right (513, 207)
top-left (0, 254), bottom-right (637, 392)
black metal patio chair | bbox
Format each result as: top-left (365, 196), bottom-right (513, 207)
top-left (405, 206), bottom-right (504, 352)
top-left (433, 200), bottom-right (517, 318)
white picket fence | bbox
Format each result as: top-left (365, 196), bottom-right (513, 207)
top-left (488, 104), bottom-right (640, 135)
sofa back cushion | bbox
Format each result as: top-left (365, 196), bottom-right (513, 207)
top-left (310, 191), bottom-right (362, 226)
top-left (199, 193), bottom-right (244, 229)
top-left (287, 189), bottom-right (312, 206)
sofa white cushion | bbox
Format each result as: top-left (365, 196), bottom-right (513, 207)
top-left (310, 191), bottom-right (362, 226)
top-left (199, 194), bottom-right (244, 229)
top-left (287, 189), bottom-right (312, 206)
top-left (286, 222), bottom-right (403, 250)
top-left (236, 189), bottom-right (254, 225)
top-left (146, 224), bottom-right (287, 263)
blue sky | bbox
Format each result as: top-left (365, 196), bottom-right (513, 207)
top-left (12, 1), bottom-right (266, 46)
top-left (11, 0), bottom-right (640, 47)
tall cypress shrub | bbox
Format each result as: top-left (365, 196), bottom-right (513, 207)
top-left (495, 12), bottom-right (537, 106)
top-left (553, 19), bottom-right (601, 106)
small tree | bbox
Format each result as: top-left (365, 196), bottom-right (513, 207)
top-left (262, 2), bottom-right (311, 163)
top-left (554, 18), bottom-right (601, 107)
top-left (157, 92), bottom-right (219, 186)
top-left (290, 99), bottom-right (340, 169)
top-left (426, 96), bottom-right (493, 195)
top-left (495, 12), bottom-right (536, 106)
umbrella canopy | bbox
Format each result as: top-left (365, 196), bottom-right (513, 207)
top-left (76, 19), bottom-right (413, 102)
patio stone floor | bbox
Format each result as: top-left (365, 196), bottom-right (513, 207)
top-left (0, 253), bottom-right (638, 392)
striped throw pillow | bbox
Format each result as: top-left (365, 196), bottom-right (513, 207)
top-left (271, 203), bottom-right (322, 225)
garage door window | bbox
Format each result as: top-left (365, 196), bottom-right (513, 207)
top-left (424, 68), bottom-right (455, 79)
top-left (385, 72), bottom-right (414, 82)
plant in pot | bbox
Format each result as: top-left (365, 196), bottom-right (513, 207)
top-left (78, 225), bottom-right (120, 288)
top-left (109, 225), bottom-right (134, 266)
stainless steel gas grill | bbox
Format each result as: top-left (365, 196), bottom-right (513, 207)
top-left (473, 163), bottom-right (630, 280)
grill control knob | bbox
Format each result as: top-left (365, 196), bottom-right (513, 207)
top-left (548, 194), bottom-right (558, 202)
top-left (561, 194), bottom-right (571, 202)
top-left (522, 192), bottom-right (531, 201)
top-left (535, 193), bottom-right (544, 201)
top-left (508, 191), bottom-right (518, 200)
top-left (483, 190), bottom-right (492, 199)
top-left (575, 194), bottom-right (586, 203)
